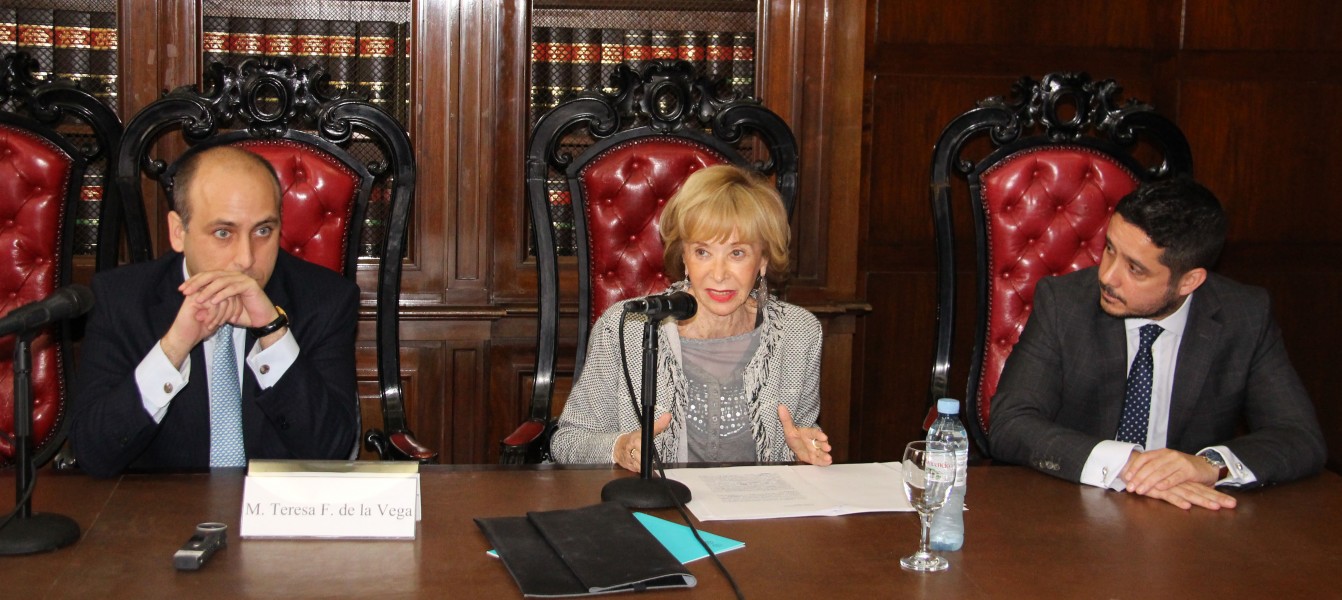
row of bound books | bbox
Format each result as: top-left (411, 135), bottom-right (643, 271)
top-left (1, 8), bottom-right (119, 111)
top-left (530, 26), bottom-right (756, 123)
top-left (2, 8), bottom-right (116, 257)
top-left (202, 15), bottom-right (410, 124)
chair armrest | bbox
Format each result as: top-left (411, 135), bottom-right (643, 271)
top-left (500, 419), bottom-right (550, 465)
top-left (364, 428), bottom-right (438, 463)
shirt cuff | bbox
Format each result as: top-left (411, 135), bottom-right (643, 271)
top-left (136, 341), bottom-right (190, 423)
top-left (1199, 446), bottom-right (1259, 487)
top-left (246, 329), bottom-right (299, 389)
top-left (1081, 440), bottom-right (1142, 491)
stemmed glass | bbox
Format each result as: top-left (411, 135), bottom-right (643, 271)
top-left (900, 440), bottom-right (955, 572)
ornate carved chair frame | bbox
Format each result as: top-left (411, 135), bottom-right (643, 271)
top-left (111, 59), bottom-right (431, 461)
top-left (0, 52), bottom-right (122, 468)
top-left (928, 72), bottom-right (1192, 458)
top-left (502, 60), bottom-right (798, 464)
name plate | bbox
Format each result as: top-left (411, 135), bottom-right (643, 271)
top-left (240, 460), bottom-right (421, 540)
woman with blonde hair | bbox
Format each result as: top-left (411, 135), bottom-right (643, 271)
top-left (551, 164), bottom-right (830, 471)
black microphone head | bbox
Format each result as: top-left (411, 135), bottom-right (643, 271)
top-left (54, 284), bottom-right (96, 319)
top-left (0, 283), bottom-right (96, 337)
top-left (665, 291), bottom-right (696, 320)
top-left (623, 290), bottom-right (696, 320)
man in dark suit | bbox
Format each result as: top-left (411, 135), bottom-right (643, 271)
top-left (71, 146), bottom-right (359, 477)
top-left (991, 177), bottom-right (1325, 510)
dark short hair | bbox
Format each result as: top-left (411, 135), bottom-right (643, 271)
top-left (173, 146), bottom-right (282, 225)
top-left (1115, 177), bottom-right (1227, 277)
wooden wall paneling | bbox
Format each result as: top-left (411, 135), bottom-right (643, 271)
top-left (487, 0), bottom-right (535, 305)
top-left (760, 0), bottom-right (871, 462)
top-left (430, 0), bottom-right (494, 306)
top-left (872, 0), bottom-right (1160, 49)
top-left (1183, 0), bottom-right (1342, 51)
top-left (486, 326), bottom-right (576, 465)
top-left (816, 313), bottom-right (857, 463)
top-left (360, 318), bottom-right (492, 463)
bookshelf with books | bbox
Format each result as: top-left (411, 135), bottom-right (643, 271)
top-left (528, 1), bottom-right (759, 257)
top-left (200, 1), bottom-right (411, 129)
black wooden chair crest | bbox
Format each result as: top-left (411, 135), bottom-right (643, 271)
top-left (111, 58), bottom-right (432, 461)
top-left (502, 59), bottom-right (798, 463)
top-left (928, 72), bottom-right (1192, 458)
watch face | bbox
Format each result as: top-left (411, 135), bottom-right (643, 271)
top-left (1202, 452), bottom-right (1226, 468)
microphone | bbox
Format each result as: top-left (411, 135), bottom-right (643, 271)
top-left (624, 291), bottom-right (697, 320)
top-left (0, 284), bottom-right (95, 338)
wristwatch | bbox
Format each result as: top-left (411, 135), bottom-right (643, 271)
top-left (1201, 450), bottom-right (1230, 481)
top-left (248, 305), bottom-right (288, 337)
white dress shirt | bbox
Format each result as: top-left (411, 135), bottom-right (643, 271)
top-left (134, 263), bottom-right (299, 423)
top-left (1079, 292), bottom-right (1258, 490)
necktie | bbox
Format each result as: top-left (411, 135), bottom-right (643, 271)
top-left (209, 324), bottom-right (246, 467)
top-left (1115, 323), bottom-right (1163, 445)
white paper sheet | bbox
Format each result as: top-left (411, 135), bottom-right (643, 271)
top-left (664, 462), bottom-right (912, 521)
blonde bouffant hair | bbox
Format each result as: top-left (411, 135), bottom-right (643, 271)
top-left (659, 164), bottom-right (790, 285)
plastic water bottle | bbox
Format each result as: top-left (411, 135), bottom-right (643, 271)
top-left (926, 398), bottom-right (967, 551)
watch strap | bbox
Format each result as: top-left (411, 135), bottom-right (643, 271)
top-left (248, 305), bottom-right (288, 337)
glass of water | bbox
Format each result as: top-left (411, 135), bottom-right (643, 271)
top-left (900, 440), bottom-right (955, 572)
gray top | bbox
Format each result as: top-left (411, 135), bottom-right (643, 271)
top-left (549, 280), bottom-right (824, 465)
top-left (682, 328), bottom-right (762, 462)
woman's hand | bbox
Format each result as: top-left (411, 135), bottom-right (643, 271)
top-left (612, 413), bottom-right (673, 473)
top-left (779, 405), bottom-right (832, 466)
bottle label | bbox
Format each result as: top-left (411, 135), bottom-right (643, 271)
top-left (954, 449), bottom-right (968, 486)
top-left (926, 452), bottom-right (956, 484)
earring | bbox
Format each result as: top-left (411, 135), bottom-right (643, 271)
top-left (755, 274), bottom-right (769, 314)
top-left (681, 274), bottom-right (691, 290)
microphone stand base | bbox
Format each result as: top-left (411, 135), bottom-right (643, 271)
top-left (601, 476), bottom-right (692, 510)
top-left (0, 513), bottom-right (80, 555)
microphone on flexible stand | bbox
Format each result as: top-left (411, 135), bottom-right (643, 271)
top-left (0, 284), bottom-right (94, 555)
top-left (603, 291), bottom-right (696, 509)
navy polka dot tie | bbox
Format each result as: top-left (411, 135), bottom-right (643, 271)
top-left (1116, 323), bottom-right (1163, 445)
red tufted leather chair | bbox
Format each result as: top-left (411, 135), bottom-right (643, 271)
top-left (111, 59), bottom-right (431, 462)
top-left (928, 73), bottom-right (1192, 459)
top-left (0, 52), bottom-right (122, 469)
top-left (501, 60), bottom-right (798, 463)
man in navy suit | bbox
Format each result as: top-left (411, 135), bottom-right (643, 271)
top-left (991, 177), bottom-right (1325, 510)
top-left (71, 146), bottom-right (359, 476)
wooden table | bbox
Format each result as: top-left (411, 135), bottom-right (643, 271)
top-left (3, 465), bottom-right (1340, 598)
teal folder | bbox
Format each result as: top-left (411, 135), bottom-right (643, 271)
top-left (631, 512), bottom-right (744, 564)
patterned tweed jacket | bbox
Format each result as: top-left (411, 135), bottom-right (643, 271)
top-left (550, 285), bottom-right (823, 464)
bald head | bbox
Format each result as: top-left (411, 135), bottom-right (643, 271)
top-left (173, 146), bottom-right (282, 226)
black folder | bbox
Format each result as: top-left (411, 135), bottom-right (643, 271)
top-left (476, 501), bottom-right (697, 597)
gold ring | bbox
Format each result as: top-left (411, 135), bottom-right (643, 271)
top-left (811, 438), bottom-right (821, 450)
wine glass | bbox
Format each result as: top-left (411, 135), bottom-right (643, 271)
top-left (900, 440), bottom-right (955, 572)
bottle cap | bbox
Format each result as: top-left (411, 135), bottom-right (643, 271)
top-left (936, 398), bottom-right (960, 415)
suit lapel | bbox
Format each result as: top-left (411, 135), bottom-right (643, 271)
top-left (148, 255), bottom-right (212, 463)
top-left (1093, 306), bottom-right (1130, 436)
top-left (149, 255), bottom-right (187, 339)
top-left (1168, 285), bottom-right (1222, 445)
